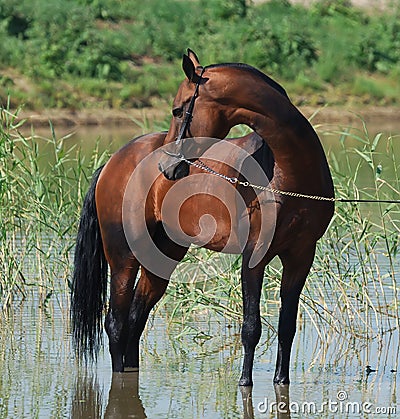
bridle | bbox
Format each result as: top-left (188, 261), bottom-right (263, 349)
top-left (175, 66), bottom-right (205, 144)
top-left (163, 67), bottom-right (205, 158)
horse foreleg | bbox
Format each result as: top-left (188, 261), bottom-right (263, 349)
top-left (239, 253), bottom-right (266, 387)
top-left (274, 244), bottom-right (316, 385)
top-left (105, 264), bottom-right (139, 372)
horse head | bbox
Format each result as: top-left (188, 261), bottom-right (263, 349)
top-left (158, 48), bottom-right (296, 182)
top-left (158, 49), bottom-right (231, 181)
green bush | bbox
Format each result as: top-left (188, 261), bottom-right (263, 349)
top-left (0, 0), bottom-right (399, 108)
top-left (241, 22), bottom-right (317, 79)
top-left (350, 19), bottom-right (400, 73)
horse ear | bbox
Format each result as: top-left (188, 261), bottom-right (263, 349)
top-left (182, 54), bottom-right (201, 84)
top-left (187, 48), bottom-right (201, 68)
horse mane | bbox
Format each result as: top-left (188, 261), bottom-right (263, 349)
top-left (206, 63), bottom-right (289, 99)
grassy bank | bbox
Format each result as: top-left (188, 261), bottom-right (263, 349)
top-left (1, 105), bottom-right (399, 344)
top-left (0, 0), bottom-right (399, 110)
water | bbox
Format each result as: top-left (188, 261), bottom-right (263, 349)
top-left (25, 111), bottom-right (400, 169)
top-left (26, 113), bottom-right (400, 195)
top-left (1, 116), bottom-right (400, 418)
top-left (0, 295), bottom-right (399, 418)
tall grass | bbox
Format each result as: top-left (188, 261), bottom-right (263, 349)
top-left (1, 106), bottom-right (399, 349)
top-left (0, 104), bottom-right (110, 309)
top-left (304, 126), bottom-right (400, 345)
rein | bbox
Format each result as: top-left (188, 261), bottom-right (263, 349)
top-left (179, 155), bottom-right (400, 205)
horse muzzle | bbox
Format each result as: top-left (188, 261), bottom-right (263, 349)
top-left (158, 158), bottom-right (189, 181)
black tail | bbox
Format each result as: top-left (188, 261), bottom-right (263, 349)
top-left (71, 166), bottom-right (107, 361)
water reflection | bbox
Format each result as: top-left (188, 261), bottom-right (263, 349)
top-left (274, 385), bottom-right (291, 419)
top-left (71, 373), bottom-right (103, 418)
top-left (104, 373), bottom-right (146, 419)
top-left (242, 385), bottom-right (292, 419)
top-left (240, 386), bottom-right (255, 419)
top-left (71, 371), bottom-right (147, 419)
top-left (71, 372), bottom-right (293, 419)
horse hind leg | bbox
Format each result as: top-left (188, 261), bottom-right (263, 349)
top-left (124, 227), bottom-right (189, 371)
top-left (106, 261), bottom-right (169, 373)
top-left (105, 261), bottom-right (139, 373)
top-left (274, 244), bottom-right (316, 385)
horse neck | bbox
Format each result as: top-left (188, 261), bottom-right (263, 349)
top-left (229, 91), bottom-right (333, 193)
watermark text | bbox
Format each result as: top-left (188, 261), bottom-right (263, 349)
top-left (257, 391), bottom-right (397, 415)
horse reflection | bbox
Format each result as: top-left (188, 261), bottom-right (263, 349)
top-left (104, 372), bottom-right (146, 419)
top-left (70, 371), bottom-right (146, 418)
top-left (241, 385), bottom-right (291, 419)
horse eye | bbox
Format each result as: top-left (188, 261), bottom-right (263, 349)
top-left (172, 107), bottom-right (183, 118)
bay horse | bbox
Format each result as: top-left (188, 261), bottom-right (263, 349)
top-left (158, 50), bottom-right (334, 385)
top-left (71, 50), bottom-right (334, 387)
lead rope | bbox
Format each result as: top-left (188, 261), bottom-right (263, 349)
top-left (180, 156), bottom-right (400, 204)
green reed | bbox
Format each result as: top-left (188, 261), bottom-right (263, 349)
top-left (1, 106), bottom-right (399, 348)
top-left (306, 125), bottom-right (400, 340)
top-left (0, 105), bottom-right (109, 309)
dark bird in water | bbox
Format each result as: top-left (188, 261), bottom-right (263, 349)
top-left (366, 365), bottom-right (376, 375)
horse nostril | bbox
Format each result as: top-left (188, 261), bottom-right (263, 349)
top-left (158, 161), bottom-right (189, 181)
top-left (174, 161), bottom-right (190, 179)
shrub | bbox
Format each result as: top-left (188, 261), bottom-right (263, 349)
top-left (0, 0), bottom-right (399, 107)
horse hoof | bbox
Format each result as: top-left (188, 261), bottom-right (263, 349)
top-left (273, 377), bottom-right (290, 385)
top-left (239, 377), bottom-right (253, 387)
top-left (124, 367), bottom-right (139, 372)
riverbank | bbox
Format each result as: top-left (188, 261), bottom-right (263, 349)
top-left (16, 104), bottom-right (400, 131)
